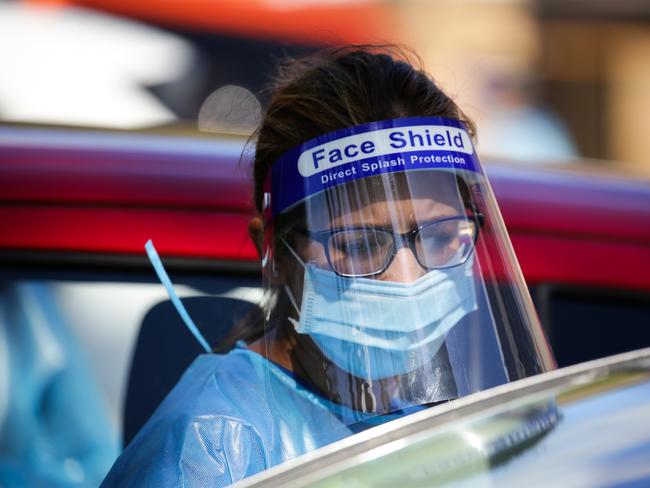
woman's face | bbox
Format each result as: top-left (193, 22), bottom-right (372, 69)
top-left (273, 171), bottom-right (470, 393)
top-left (287, 172), bottom-right (467, 286)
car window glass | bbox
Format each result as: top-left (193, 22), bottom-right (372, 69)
top-left (0, 269), bottom-right (261, 483)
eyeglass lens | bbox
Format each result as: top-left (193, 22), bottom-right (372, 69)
top-left (327, 217), bottom-right (476, 277)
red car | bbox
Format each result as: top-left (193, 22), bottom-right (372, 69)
top-left (1, 125), bottom-right (649, 484)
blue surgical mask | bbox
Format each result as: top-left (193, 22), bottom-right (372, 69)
top-left (283, 240), bottom-right (478, 380)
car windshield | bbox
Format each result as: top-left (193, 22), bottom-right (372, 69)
top-left (234, 350), bottom-right (650, 488)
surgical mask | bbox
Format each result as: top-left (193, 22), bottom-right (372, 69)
top-left (283, 240), bottom-right (478, 380)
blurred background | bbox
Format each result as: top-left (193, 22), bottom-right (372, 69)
top-left (0, 0), bottom-right (649, 174)
top-left (1, 1), bottom-right (649, 487)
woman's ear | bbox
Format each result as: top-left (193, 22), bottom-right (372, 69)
top-left (248, 215), bottom-right (292, 286)
top-left (248, 215), bottom-right (264, 259)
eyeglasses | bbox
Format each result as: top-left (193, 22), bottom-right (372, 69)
top-left (294, 215), bottom-right (483, 278)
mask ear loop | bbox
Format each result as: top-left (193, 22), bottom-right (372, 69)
top-left (282, 238), bottom-right (378, 410)
top-left (278, 236), bottom-right (306, 330)
top-left (279, 235), bottom-right (307, 268)
top-left (285, 238), bottom-right (384, 414)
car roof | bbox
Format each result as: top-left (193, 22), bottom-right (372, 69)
top-left (485, 160), bottom-right (650, 291)
top-left (1, 125), bottom-right (649, 289)
top-left (0, 126), bottom-right (257, 265)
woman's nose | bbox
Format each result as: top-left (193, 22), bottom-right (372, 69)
top-left (380, 246), bottom-right (426, 282)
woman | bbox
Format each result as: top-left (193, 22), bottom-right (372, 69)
top-left (102, 46), bottom-right (554, 487)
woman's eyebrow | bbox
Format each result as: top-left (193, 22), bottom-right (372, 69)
top-left (326, 209), bottom-right (463, 231)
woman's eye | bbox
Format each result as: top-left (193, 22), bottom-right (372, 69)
top-left (341, 239), bottom-right (375, 254)
top-left (332, 232), bottom-right (388, 256)
top-left (422, 232), bottom-right (455, 250)
top-left (344, 240), bottom-right (366, 250)
top-left (435, 233), bottom-right (455, 244)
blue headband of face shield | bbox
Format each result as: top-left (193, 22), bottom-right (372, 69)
top-left (281, 237), bottom-right (478, 380)
top-left (263, 116), bottom-right (480, 218)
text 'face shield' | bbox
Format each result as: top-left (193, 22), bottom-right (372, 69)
top-left (260, 117), bottom-right (554, 430)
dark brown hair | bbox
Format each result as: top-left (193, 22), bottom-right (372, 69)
top-left (252, 45), bottom-right (475, 214)
top-left (215, 45), bottom-right (477, 352)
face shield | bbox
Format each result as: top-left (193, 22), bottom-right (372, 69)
top-left (259, 117), bottom-right (555, 431)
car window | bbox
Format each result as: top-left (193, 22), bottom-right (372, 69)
top-left (0, 267), bottom-right (261, 484)
top-left (531, 285), bottom-right (650, 367)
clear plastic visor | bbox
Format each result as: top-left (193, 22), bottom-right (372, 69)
top-left (259, 167), bottom-right (554, 429)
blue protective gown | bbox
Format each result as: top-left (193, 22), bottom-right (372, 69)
top-left (101, 343), bottom-right (371, 487)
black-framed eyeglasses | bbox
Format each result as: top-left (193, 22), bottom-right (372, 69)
top-left (293, 214), bottom-right (483, 278)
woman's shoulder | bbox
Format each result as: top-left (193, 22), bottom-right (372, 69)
top-left (156, 345), bottom-right (271, 419)
top-left (101, 347), bottom-right (274, 487)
